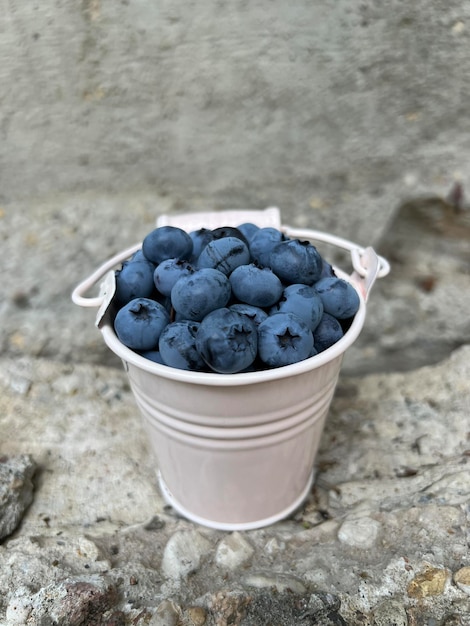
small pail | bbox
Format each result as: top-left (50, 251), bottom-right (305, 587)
top-left (72, 208), bottom-right (389, 530)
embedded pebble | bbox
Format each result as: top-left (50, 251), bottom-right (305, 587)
top-left (306, 592), bottom-right (341, 615)
top-left (453, 567), bottom-right (470, 595)
top-left (5, 587), bottom-right (33, 624)
top-left (13, 574), bottom-right (118, 624)
top-left (244, 571), bottom-right (307, 593)
top-left (51, 373), bottom-right (82, 395)
top-left (407, 566), bottom-right (450, 598)
top-left (0, 360), bottom-right (33, 395)
top-left (161, 530), bottom-right (212, 581)
top-left (6, 373), bottom-right (32, 395)
top-left (243, 589), bottom-right (345, 625)
top-left (337, 516), bottom-right (381, 549)
top-left (215, 531), bottom-right (254, 570)
top-left (372, 599), bottom-right (408, 626)
top-left (0, 454), bottom-right (36, 541)
top-left (76, 536), bottom-right (103, 562)
top-left (150, 599), bottom-right (181, 626)
top-left (185, 605), bottom-right (207, 625)
top-left (264, 537), bottom-right (285, 555)
top-left (209, 590), bottom-right (251, 625)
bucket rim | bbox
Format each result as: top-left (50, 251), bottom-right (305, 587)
top-left (100, 276), bottom-right (366, 387)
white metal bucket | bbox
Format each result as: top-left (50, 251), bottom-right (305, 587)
top-left (72, 208), bottom-right (389, 530)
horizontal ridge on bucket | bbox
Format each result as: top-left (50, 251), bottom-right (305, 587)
top-left (126, 362), bottom-right (341, 429)
top-left (140, 398), bottom-right (331, 449)
top-left (132, 375), bottom-right (339, 444)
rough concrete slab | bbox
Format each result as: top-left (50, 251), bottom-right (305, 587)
top-left (1, 2), bottom-right (470, 244)
top-left (0, 455), bottom-right (37, 541)
top-left (343, 190), bottom-right (470, 374)
top-left (0, 346), bottom-right (469, 623)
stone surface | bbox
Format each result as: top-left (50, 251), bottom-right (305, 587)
top-left (150, 600), bottom-right (181, 626)
top-left (243, 572), bottom-right (307, 594)
top-left (185, 606), bottom-right (207, 626)
top-left (240, 590), bottom-right (347, 626)
top-left (1, 185), bottom-right (469, 623)
top-left (215, 532), bottom-right (254, 571)
top-left (454, 567), bottom-right (470, 596)
top-left (161, 530), bottom-right (212, 583)
top-left (343, 192), bottom-right (470, 375)
top-left (6, 574), bottom-right (119, 625)
top-left (337, 516), bottom-right (381, 549)
top-left (372, 599), bottom-right (408, 626)
top-left (407, 566), bottom-right (451, 599)
top-left (208, 591), bottom-right (251, 626)
top-left (2, 2), bottom-right (470, 248)
top-left (0, 454), bottom-right (37, 541)
top-left (0, 344), bottom-right (469, 623)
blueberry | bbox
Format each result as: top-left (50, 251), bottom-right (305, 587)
top-left (249, 227), bottom-right (287, 267)
top-left (229, 263), bottom-right (283, 307)
top-left (258, 312), bottom-right (314, 368)
top-left (111, 220), bottom-right (351, 372)
top-left (197, 237), bottom-right (251, 275)
top-left (142, 226), bottom-right (193, 265)
top-left (156, 293), bottom-right (173, 315)
top-left (159, 321), bottom-right (206, 371)
top-left (189, 228), bottom-right (215, 262)
top-left (269, 239), bottom-right (323, 285)
top-left (154, 258), bottom-right (195, 296)
top-left (320, 258), bottom-right (337, 279)
top-left (270, 284), bottom-right (324, 331)
top-left (115, 256), bottom-right (156, 305)
top-left (314, 277), bottom-right (360, 319)
top-left (313, 312), bottom-right (344, 352)
top-left (171, 268), bottom-right (231, 321)
top-left (196, 308), bottom-right (258, 373)
top-left (129, 249), bottom-right (148, 263)
top-left (229, 303), bottom-right (269, 326)
top-left (138, 349), bottom-right (165, 364)
top-left (236, 222), bottom-right (260, 242)
top-left (114, 298), bottom-right (170, 350)
top-left (211, 226), bottom-right (249, 247)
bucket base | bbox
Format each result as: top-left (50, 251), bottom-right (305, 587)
top-left (157, 470), bottom-right (315, 531)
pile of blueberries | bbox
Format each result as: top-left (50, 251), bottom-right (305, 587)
top-left (112, 223), bottom-right (360, 373)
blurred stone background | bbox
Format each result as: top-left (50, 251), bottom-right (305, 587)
top-left (2, 0), bottom-right (469, 238)
top-left (1, 0), bottom-right (469, 374)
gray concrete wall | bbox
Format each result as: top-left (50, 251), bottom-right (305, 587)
top-left (1, 0), bottom-right (469, 242)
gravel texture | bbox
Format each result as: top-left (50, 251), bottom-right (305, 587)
top-left (1, 344), bottom-right (469, 623)
top-left (0, 455), bottom-right (36, 541)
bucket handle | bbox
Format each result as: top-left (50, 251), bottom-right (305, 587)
top-left (72, 228), bottom-right (390, 309)
top-left (71, 242), bottom-right (142, 307)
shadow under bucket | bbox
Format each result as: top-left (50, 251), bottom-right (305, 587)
top-left (72, 208), bottom-right (389, 530)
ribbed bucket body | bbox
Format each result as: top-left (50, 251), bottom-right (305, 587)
top-left (100, 287), bottom-right (365, 530)
top-left (124, 352), bottom-right (343, 529)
